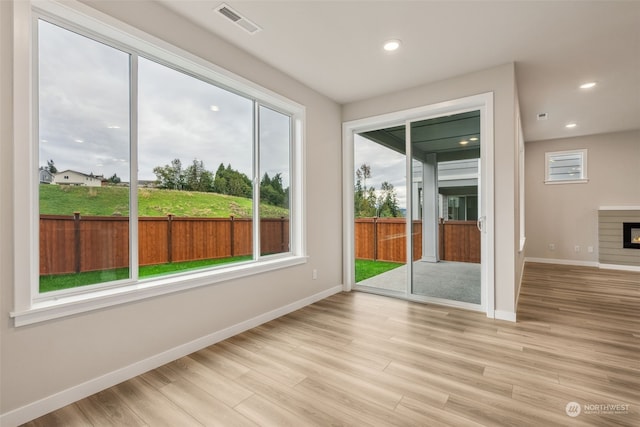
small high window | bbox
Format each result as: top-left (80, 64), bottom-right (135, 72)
top-left (545, 149), bottom-right (588, 184)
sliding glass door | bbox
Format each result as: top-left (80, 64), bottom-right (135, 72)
top-left (348, 97), bottom-right (492, 313)
top-left (408, 113), bottom-right (482, 307)
top-left (353, 133), bottom-right (407, 295)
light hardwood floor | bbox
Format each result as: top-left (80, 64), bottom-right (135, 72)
top-left (24, 263), bottom-right (640, 426)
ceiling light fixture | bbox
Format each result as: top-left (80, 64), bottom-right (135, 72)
top-left (210, 105), bottom-right (220, 112)
top-left (459, 140), bottom-right (469, 145)
top-left (383, 40), bottom-right (401, 52)
top-left (580, 82), bottom-right (597, 89)
top-left (470, 137), bottom-right (479, 141)
top-left (565, 123), bottom-right (577, 129)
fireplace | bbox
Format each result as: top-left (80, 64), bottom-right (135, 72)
top-left (623, 222), bottom-right (640, 249)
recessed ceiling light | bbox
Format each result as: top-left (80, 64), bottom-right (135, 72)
top-left (74, 139), bottom-right (84, 143)
top-left (459, 140), bottom-right (469, 145)
top-left (565, 123), bottom-right (577, 129)
top-left (470, 137), bottom-right (478, 141)
top-left (107, 125), bottom-right (120, 129)
top-left (580, 82), bottom-right (597, 89)
top-left (210, 105), bottom-right (220, 112)
top-left (383, 40), bottom-right (401, 52)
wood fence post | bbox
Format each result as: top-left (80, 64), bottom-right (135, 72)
top-left (74, 212), bottom-right (81, 273)
top-left (373, 217), bottom-right (378, 261)
top-left (167, 214), bottom-right (173, 263)
top-left (230, 216), bottom-right (235, 257)
top-left (280, 216), bottom-right (285, 252)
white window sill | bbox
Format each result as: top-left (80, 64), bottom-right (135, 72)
top-left (11, 256), bottom-right (307, 327)
top-left (544, 179), bottom-right (588, 185)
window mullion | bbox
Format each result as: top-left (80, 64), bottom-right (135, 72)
top-left (253, 101), bottom-right (261, 260)
top-left (129, 53), bottom-right (139, 281)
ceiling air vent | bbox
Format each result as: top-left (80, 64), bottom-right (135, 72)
top-left (215, 3), bottom-right (262, 35)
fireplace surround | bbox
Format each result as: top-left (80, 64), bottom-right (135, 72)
top-left (598, 207), bottom-right (640, 268)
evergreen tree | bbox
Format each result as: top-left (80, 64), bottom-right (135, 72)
top-left (354, 163), bottom-right (376, 217)
top-left (107, 173), bottom-right (121, 184)
top-left (212, 163), bottom-right (228, 194)
top-left (46, 159), bottom-right (58, 174)
top-left (260, 172), bottom-right (287, 207)
top-left (184, 159), bottom-right (214, 192)
top-left (377, 181), bottom-right (400, 217)
top-left (212, 163), bottom-right (252, 198)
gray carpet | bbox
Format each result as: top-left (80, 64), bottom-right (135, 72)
top-left (357, 261), bottom-right (481, 304)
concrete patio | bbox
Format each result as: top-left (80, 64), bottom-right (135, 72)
top-left (356, 260), bottom-right (481, 304)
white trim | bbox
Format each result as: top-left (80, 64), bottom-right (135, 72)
top-left (525, 258), bottom-right (640, 272)
top-left (481, 94), bottom-right (495, 318)
top-left (12, 256), bottom-right (308, 327)
top-left (494, 310), bottom-right (516, 322)
top-left (599, 263), bottom-right (640, 272)
top-left (341, 122), bottom-right (355, 292)
top-left (1, 285), bottom-right (342, 427)
top-left (342, 92), bottom-right (494, 317)
top-left (544, 179), bottom-right (588, 185)
top-left (515, 255), bottom-right (526, 307)
top-left (598, 206), bottom-right (640, 211)
top-left (14, 0), bottom-right (35, 316)
top-left (544, 148), bottom-right (588, 184)
top-left (525, 257), bottom-right (599, 268)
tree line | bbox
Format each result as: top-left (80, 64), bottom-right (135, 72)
top-left (354, 163), bottom-right (401, 218)
top-left (153, 159), bottom-right (288, 208)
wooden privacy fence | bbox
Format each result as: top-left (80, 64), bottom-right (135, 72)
top-left (354, 218), bottom-right (480, 264)
top-left (40, 214), bottom-right (289, 275)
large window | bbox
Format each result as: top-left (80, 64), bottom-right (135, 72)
top-left (13, 3), bottom-right (304, 325)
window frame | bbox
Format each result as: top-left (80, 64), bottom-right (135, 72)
top-left (11, 0), bottom-right (306, 326)
top-left (544, 149), bottom-right (588, 185)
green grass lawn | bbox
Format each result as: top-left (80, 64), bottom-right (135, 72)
top-left (39, 256), bottom-right (253, 293)
top-left (355, 259), bottom-right (403, 282)
top-left (39, 184), bottom-right (289, 218)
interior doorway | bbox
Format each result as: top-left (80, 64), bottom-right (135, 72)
top-left (343, 93), bottom-right (494, 315)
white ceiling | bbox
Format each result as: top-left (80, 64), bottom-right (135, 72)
top-left (159, 0), bottom-right (640, 142)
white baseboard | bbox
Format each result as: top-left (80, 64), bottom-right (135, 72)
top-left (525, 257), bottom-right (640, 272)
top-left (525, 257), bottom-right (599, 268)
top-left (599, 263), bottom-right (640, 272)
top-left (0, 285), bottom-right (343, 427)
top-left (494, 310), bottom-right (516, 322)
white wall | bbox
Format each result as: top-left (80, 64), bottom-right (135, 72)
top-left (1, 0), bottom-right (342, 422)
top-left (525, 130), bottom-right (640, 263)
top-left (343, 63), bottom-right (523, 317)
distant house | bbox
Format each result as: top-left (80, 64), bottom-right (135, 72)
top-left (53, 170), bottom-right (103, 187)
top-left (38, 167), bottom-right (54, 184)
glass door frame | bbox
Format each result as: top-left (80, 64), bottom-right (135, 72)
top-left (342, 93), bottom-right (495, 317)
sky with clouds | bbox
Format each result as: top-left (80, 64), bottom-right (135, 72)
top-left (38, 19), bottom-right (290, 185)
top-left (354, 134), bottom-right (408, 209)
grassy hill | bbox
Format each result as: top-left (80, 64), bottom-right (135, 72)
top-left (39, 184), bottom-right (289, 218)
